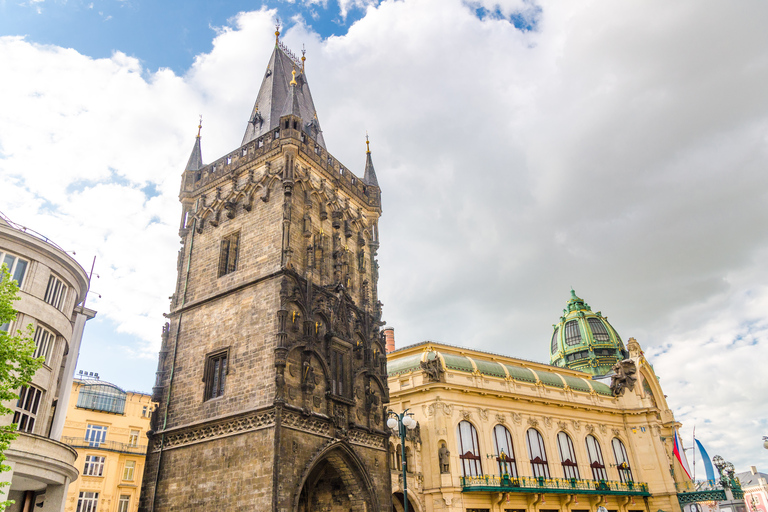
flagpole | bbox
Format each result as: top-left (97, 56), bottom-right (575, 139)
top-left (693, 426), bottom-right (696, 482)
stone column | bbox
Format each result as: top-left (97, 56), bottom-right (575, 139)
top-left (40, 477), bottom-right (70, 512)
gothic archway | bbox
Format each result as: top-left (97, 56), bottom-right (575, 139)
top-left (295, 442), bottom-right (379, 512)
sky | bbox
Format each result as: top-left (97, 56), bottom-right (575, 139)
top-left (1, 0), bottom-right (766, 472)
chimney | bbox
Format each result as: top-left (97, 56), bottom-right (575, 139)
top-left (751, 466), bottom-right (758, 475)
top-left (384, 327), bottom-right (395, 353)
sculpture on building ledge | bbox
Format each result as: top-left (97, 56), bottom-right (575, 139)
top-left (438, 443), bottom-right (450, 473)
top-left (420, 358), bottom-right (444, 382)
top-left (610, 359), bottom-right (638, 397)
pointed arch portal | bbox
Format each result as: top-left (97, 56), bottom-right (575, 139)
top-left (296, 444), bottom-right (378, 512)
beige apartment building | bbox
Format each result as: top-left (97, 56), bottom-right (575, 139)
top-left (61, 376), bottom-right (154, 512)
top-left (0, 213), bottom-right (96, 512)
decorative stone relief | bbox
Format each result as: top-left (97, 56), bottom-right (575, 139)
top-left (599, 424), bottom-right (607, 434)
top-left (557, 421), bottom-right (568, 431)
top-left (154, 409), bottom-right (276, 451)
top-left (425, 396), bottom-right (453, 417)
top-left (585, 424), bottom-right (595, 434)
top-left (612, 428), bottom-right (621, 437)
top-left (511, 413), bottom-right (522, 425)
top-left (478, 408), bottom-right (489, 421)
top-left (572, 420), bottom-right (582, 431)
top-left (495, 413), bottom-right (506, 424)
top-left (543, 416), bottom-right (553, 429)
top-left (461, 410), bottom-right (472, 421)
top-left (527, 417), bottom-right (539, 428)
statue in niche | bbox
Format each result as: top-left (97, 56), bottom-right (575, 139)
top-left (438, 443), bottom-right (451, 473)
top-left (420, 358), bottom-right (444, 382)
top-left (365, 381), bottom-right (379, 410)
top-left (301, 354), bottom-right (316, 392)
top-left (610, 359), bottom-right (638, 397)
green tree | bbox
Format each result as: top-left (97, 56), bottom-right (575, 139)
top-left (0, 265), bottom-right (43, 509)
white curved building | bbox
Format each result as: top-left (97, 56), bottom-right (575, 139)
top-left (0, 213), bottom-right (96, 512)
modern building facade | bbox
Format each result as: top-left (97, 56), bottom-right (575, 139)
top-left (139, 31), bottom-right (390, 512)
top-left (61, 376), bottom-right (155, 512)
top-left (0, 213), bottom-right (96, 512)
top-left (386, 293), bottom-right (695, 512)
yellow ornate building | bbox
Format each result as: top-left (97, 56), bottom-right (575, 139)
top-left (386, 293), bottom-right (694, 512)
top-left (61, 376), bottom-right (155, 512)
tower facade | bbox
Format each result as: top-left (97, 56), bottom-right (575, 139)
top-left (139, 34), bottom-right (390, 512)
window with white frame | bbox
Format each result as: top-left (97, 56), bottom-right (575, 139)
top-left (556, 431), bottom-right (580, 479)
top-left (32, 325), bottom-right (55, 363)
top-left (123, 460), bottom-right (136, 481)
top-left (457, 420), bottom-right (483, 477)
top-left (586, 435), bottom-right (608, 481)
top-left (0, 252), bottom-right (29, 287)
top-left (76, 492), bottom-right (99, 512)
top-left (129, 429), bottom-right (140, 447)
top-left (525, 428), bottom-right (550, 478)
top-left (44, 274), bottom-right (68, 310)
top-left (83, 455), bottom-right (105, 476)
top-left (492, 424), bottom-right (518, 477)
top-left (612, 437), bottom-right (633, 482)
top-left (117, 495), bottom-right (130, 512)
top-left (13, 385), bottom-right (42, 433)
top-left (85, 424), bottom-right (108, 447)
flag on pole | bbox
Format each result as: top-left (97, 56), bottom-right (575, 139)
top-left (674, 430), bottom-right (692, 479)
top-left (695, 438), bottom-right (716, 483)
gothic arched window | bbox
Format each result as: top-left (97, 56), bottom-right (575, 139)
top-left (556, 431), bottom-right (579, 479)
top-left (492, 425), bottom-right (518, 477)
top-left (525, 428), bottom-right (550, 478)
top-left (612, 437), bottom-right (633, 483)
top-left (585, 435), bottom-right (608, 481)
top-left (457, 421), bottom-right (483, 477)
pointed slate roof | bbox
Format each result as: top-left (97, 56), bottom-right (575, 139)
top-left (242, 43), bottom-right (326, 148)
top-left (363, 138), bottom-right (379, 187)
top-left (281, 71), bottom-right (302, 118)
top-left (185, 134), bottom-right (203, 172)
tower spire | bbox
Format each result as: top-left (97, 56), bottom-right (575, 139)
top-left (363, 133), bottom-right (379, 187)
top-left (185, 117), bottom-right (203, 172)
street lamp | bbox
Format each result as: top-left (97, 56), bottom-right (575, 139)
top-left (388, 409), bottom-right (417, 512)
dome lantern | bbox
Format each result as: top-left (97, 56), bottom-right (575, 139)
top-left (549, 290), bottom-right (626, 376)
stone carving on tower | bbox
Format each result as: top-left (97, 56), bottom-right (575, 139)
top-left (140, 28), bottom-right (389, 512)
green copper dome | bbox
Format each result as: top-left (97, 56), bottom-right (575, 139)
top-left (549, 290), bottom-right (627, 376)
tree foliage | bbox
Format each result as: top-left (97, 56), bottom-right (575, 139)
top-left (0, 264), bottom-right (43, 508)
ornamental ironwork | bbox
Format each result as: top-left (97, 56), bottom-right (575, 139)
top-left (460, 475), bottom-right (650, 496)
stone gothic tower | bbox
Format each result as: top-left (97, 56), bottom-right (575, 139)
top-left (139, 33), bottom-right (390, 512)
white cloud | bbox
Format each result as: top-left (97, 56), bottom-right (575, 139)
top-left (1, 0), bottom-right (767, 470)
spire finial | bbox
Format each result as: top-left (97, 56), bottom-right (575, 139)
top-left (365, 132), bottom-right (370, 154)
top-left (275, 20), bottom-right (281, 46)
top-left (301, 44), bottom-right (306, 72)
top-left (197, 115), bottom-right (203, 138)
top-left (290, 67), bottom-right (297, 86)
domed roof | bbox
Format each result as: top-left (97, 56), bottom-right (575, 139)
top-left (549, 290), bottom-right (627, 376)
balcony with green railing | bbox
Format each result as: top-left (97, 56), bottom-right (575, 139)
top-left (460, 475), bottom-right (650, 496)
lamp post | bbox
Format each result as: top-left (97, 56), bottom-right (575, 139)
top-left (387, 408), bottom-right (417, 512)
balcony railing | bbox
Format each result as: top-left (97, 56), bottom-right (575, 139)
top-left (675, 481), bottom-right (744, 504)
top-left (460, 475), bottom-right (650, 496)
top-left (61, 436), bottom-right (147, 455)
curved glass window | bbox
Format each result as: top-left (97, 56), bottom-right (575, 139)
top-left (612, 437), bottom-right (633, 482)
top-left (550, 328), bottom-right (559, 354)
top-left (588, 318), bottom-right (611, 342)
top-left (526, 428), bottom-right (550, 478)
top-left (557, 431), bottom-right (579, 479)
top-left (76, 383), bottom-right (126, 414)
top-left (585, 435), bottom-right (608, 481)
top-left (457, 421), bottom-right (482, 477)
top-left (564, 321), bottom-right (582, 346)
top-left (492, 425), bottom-right (517, 477)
